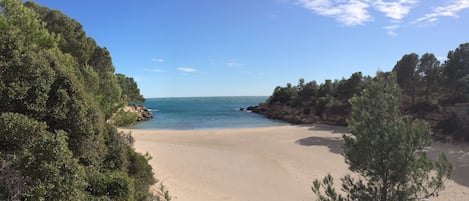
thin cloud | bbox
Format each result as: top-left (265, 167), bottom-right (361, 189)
top-left (177, 67), bottom-right (197, 73)
top-left (225, 62), bottom-right (245, 67)
top-left (297, 0), bottom-right (468, 35)
top-left (296, 0), bottom-right (423, 36)
top-left (268, 14), bottom-right (280, 19)
top-left (151, 68), bottom-right (165, 73)
top-left (384, 24), bottom-right (399, 36)
top-left (151, 58), bottom-right (164, 62)
top-left (416, 0), bottom-right (469, 23)
top-left (297, 0), bottom-right (372, 26)
top-left (297, 0), bottom-right (419, 25)
top-left (373, 0), bottom-right (418, 21)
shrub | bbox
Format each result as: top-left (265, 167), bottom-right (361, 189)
top-left (87, 171), bottom-right (135, 201)
top-left (113, 110), bottom-right (139, 127)
top-left (409, 101), bottom-right (439, 113)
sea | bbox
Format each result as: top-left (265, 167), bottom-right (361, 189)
top-left (129, 96), bottom-right (286, 130)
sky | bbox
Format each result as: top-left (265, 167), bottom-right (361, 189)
top-left (32, 0), bottom-right (469, 98)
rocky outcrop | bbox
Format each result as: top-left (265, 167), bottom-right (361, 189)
top-left (250, 101), bottom-right (469, 142)
top-left (248, 103), bottom-right (348, 125)
top-left (123, 104), bottom-right (153, 121)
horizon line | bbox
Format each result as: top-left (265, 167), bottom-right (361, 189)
top-left (145, 95), bottom-right (271, 99)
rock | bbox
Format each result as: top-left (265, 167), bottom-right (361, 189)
top-left (246, 106), bottom-right (256, 111)
top-left (123, 104), bottom-right (153, 122)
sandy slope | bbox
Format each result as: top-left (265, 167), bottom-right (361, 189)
top-left (121, 125), bottom-right (469, 201)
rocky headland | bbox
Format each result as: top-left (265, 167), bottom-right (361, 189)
top-left (123, 104), bottom-right (153, 121)
top-left (248, 103), bottom-right (348, 126)
top-left (249, 101), bottom-right (469, 142)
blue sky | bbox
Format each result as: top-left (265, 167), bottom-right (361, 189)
top-left (32, 0), bottom-right (469, 98)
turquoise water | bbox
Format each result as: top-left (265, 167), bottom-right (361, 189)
top-left (129, 96), bottom-right (286, 130)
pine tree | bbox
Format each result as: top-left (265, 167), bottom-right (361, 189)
top-left (312, 73), bottom-right (452, 201)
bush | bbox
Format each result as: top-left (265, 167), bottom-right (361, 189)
top-left (438, 113), bottom-right (469, 142)
top-left (409, 101), bottom-right (439, 113)
top-left (128, 150), bottom-right (157, 201)
top-left (87, 172), bottom-right (135, 201)
top-left (439, 94), bottom-right (469, 105)
top-left (103, 125), bottom-right (131, 171)
top-left (113, 110), bottom-right (139, 127)
top-left (20, 130), bottom-right (87, 201)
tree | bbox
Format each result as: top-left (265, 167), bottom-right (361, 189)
top-left (0, 0), bottom-right (56, 115)
top-left (0, 113), bottom-right (86, 200)
top-left (444, 43), bottom-right (469, 95)
top-left (297, 80), bottom-right (319, 106)
top-left (269, 83), bottom-right (298, 105)
top-left (116, 73), bottom-right (145, 103)
top-left (393, 53), bottom-right (419, 104)
top-left (318, 79), bottom-right (335, 98)
top-left (0, 0), bottom-right (55, 49)
top-left (335, 72), bottom-right (365, 102)
top-left (89, 47), bottom-right (124, 119)
top-left (312, 73), bottom-right (452, 201)
top-left (24, 1), bottom-right (96, 65)
top-left (0, 1), bottom-right (156, 200)
top-left (417, 53), bottom-right (441, 101)
top-left (25, 2), bottom-right (128, 118)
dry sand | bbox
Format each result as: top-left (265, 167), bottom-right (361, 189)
top-left (121, 125), bottom-right (469, 201)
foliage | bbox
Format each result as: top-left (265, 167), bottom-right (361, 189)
top-left (117, 73), bottom-right (146, 103)
top-left (312, 73), bottom-right (452, 201)
top-left (268, 73), bottom-right (368, 119)
top-left (24, 1), bottom-right (95, 65)
top-left (438, 113), bottom-right (469, 142)
top-left (270, 83), bottom-right (298, 104)
top-left (264, 43), bottom-right (469, 142)
top-left (0, 113), bottom-right (86, 200)
top-left (417, 53), bottom-right (441, 101)
top-left (408, 101), bottom-right (439, 114)
top-left (393, 53), bottom-right (419, 104)
top-left (128, 151), bottom-right (157, 201)
top-left (312, 174), bottom-right (346, 201)
top-left (113, 110), bottom-right (139, 127)
top-left (444, 43), bottom-right (469, 93)
top-left (102, 124), bottom-right (131, 171)
top-left (0, 0), bottom-right (156, 200)
top-left (155, 183), bottom-right (172, 201)
top-left (20, 129), bottom-right (86, 200)
top-left (25, 1), bottom-right (145, 119)
top-left (87, 171), bottom-right (135, 201)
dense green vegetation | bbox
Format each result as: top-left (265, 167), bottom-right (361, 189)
top-left (0, 0), bottom-right (158, 200)
top-left (312, 73), bottom-right (452, 201)
top-left (263, 43), bottom-right (469, 142)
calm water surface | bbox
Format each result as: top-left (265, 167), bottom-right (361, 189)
top-left (129, 96), bottom-right (286, 130)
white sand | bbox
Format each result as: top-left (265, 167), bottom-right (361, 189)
top-left (121, 125), bottom-right (469, 201)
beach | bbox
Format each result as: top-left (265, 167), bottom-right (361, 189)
top-left (122, 125), bottom-right (469, 201)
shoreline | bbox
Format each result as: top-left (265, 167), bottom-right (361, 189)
top-left (124, 123), bottom-right (294, 131)
top-left (122, 125), bottom-right (469, 201)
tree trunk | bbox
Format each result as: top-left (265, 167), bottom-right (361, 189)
top-left (381, 166), bottom-right (389, 201)
top-left (425, 81), bottom-right (430, 102)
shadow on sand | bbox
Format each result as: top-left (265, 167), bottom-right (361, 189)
top-left (296, 124), bottom-right (469, 188)
top-left (306, 124), bottom-right (349, 134)
top-left (294, 124), bottom-right (347, 155)
top-left (295, 136), bottom-right (343, 155)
